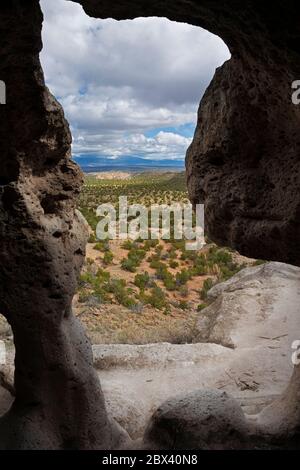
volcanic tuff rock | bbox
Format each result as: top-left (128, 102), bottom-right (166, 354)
top-left (0, 0), bottom-right (300, 449)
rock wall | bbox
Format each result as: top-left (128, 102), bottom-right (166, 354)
top-left (0, 0), bottom-right (299, 449)
top-left (0, 1), bottom-right (125, 449)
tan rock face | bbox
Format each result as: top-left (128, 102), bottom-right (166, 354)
top-left (0, 0), bottom-right (299, 449)
top-left (187, 56), bottom-right (300, 265)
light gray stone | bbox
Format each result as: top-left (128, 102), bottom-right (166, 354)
top-left (144, 389), bottom-right (248, 449)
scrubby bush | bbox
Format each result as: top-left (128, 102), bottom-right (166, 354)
top-left (88, 233), bottom-right (96, 243)
top-left (200, 278), bottom-right (214, 300)
top-left (197, 303), bottom-right (207, 311)
top-left (169, 260), bottom-right (179, 269)
top-left (94, 240), bottom-right (110, 252)
top-left (147, 286), bottom-right (167, 310)
top-left (218, 264), bottom-right (240, 281)
top-left (172, 240), bottom-right (185, 251)
top-left (121, 240), bottom-right (135, 250)
top-left (80, 270), bottom-right (96, 287)
top-left (167, 247), bottom-right (177, 259)
top-left (207, 246), bottom-right (232, 266)
top-left (180, 249), bottom-right (196, 261)
top-left (163, 274), bottom-right (177, 291)
top-left (96, 268), bottom-right (110, 283)
top-left (253, 259), bottom-right (266, 266)
top-left (155, 244), bottom-right (163, 255)
top-left (121, 258), bottom-right (137, 272)
top-left (192, 254), bottom-right (207, 275)
top-left (175, 269), bottom-right (191, 286)
top-left (107, 279), bottom-right (136, 308)
top-left (103, 251), bottom-right (113, 265)
top-left (93, 286), bottom-right (110, 303)
top-left (179, 285), bottom-right (188, 297)
top-left (121, 248), bottom-right (146, 272)
top-left (134, 272), bottom-right (150, 290)
top-left (143, 239), bottom-right (159, 250)
top-left (149, 258), bottom-right (163, 270)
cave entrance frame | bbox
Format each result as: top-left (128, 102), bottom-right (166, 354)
top-left (0, 0), bottom-right (299, 450)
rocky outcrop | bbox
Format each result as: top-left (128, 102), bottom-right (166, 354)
top-left (195, 262), bottom-right (300, 348)
top-left (1, 0), bottom-right (300, 449)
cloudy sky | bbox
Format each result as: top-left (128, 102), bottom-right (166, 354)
top-left (40, 0), bottom-right (229, 163)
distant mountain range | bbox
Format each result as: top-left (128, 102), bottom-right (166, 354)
top-left (73, 155), bottom-right (185, 172)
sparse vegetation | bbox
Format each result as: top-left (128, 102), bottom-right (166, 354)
top-left (74, 171), bottom-right (256, 344)
top-left (200, 278), bottom-right (214, 301)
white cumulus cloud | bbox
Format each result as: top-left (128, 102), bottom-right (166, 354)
top-left (40, 0), bottom-right (230, 160)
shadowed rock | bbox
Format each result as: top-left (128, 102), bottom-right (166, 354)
top-left (0, 0), bottom-right (300, 449)
top-left (144, 390), bottom-right (248, 450)
top-left (0, 1), bottom-right (127, 450)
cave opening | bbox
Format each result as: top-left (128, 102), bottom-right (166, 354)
top-left (0, 0), bottom-right (300, 451)
top-left (37, 0), bottom-right (298, 444)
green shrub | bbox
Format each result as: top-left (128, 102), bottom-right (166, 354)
top-left (107, 279), bottom-right (136, 308)
top-left (149, 258), bottom-right (164, 270)
top-left (218, 264), bottom-right (240, 281)
top-left (207, 247), bottom-right (232, 266)
top-left (167, 247), bottom-right (177, 260)
top-left (147, 286), bottom-right (167, 310)
top-left (88, 233), bottom-right (96, 243)
top-left (180, 249), bottom-right (195, 261)
top-left (134, 272), bottom-right (150, 289)
top-left (193, 255), bottom-right (207, 275)
top-left (93, 287), bottom-right (110, 303)
top-left (176, 269), bottom-right (191, 286)
top-left (179, 285), bottom-right (188, 297)
top-left (169, 260), bottom-right (179, 269)
top-left (200, 278), bottom-right (214, 300)
top-left (78, 289), bottom-right (91, 303)
top-left (80, 270), bottom-right (96, 287)
top-left (197, 303), bottom-right (208, 311)
top-left (96, 268), bottom-right (110, 283)
top-left (121, 257), bottom-right (137, 272)
top-left (172, 240), bottom-right (185, 251)
top-left (103, 251), bottom-right (113, 265)
top-left (94, 240), bottom-right (110, 252)
top-left (163, 306), bottom-right (171, 316)
top-left (121, 248), bottom-right (146, 272)
top-left (163, 274), bottom-right (176, 291)
top-left (121, 240), bottom-right (134, 250)
top-left (253, 259), bottom-right (266, 266)
top-left (143, 239), bottom-right (159, 250)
